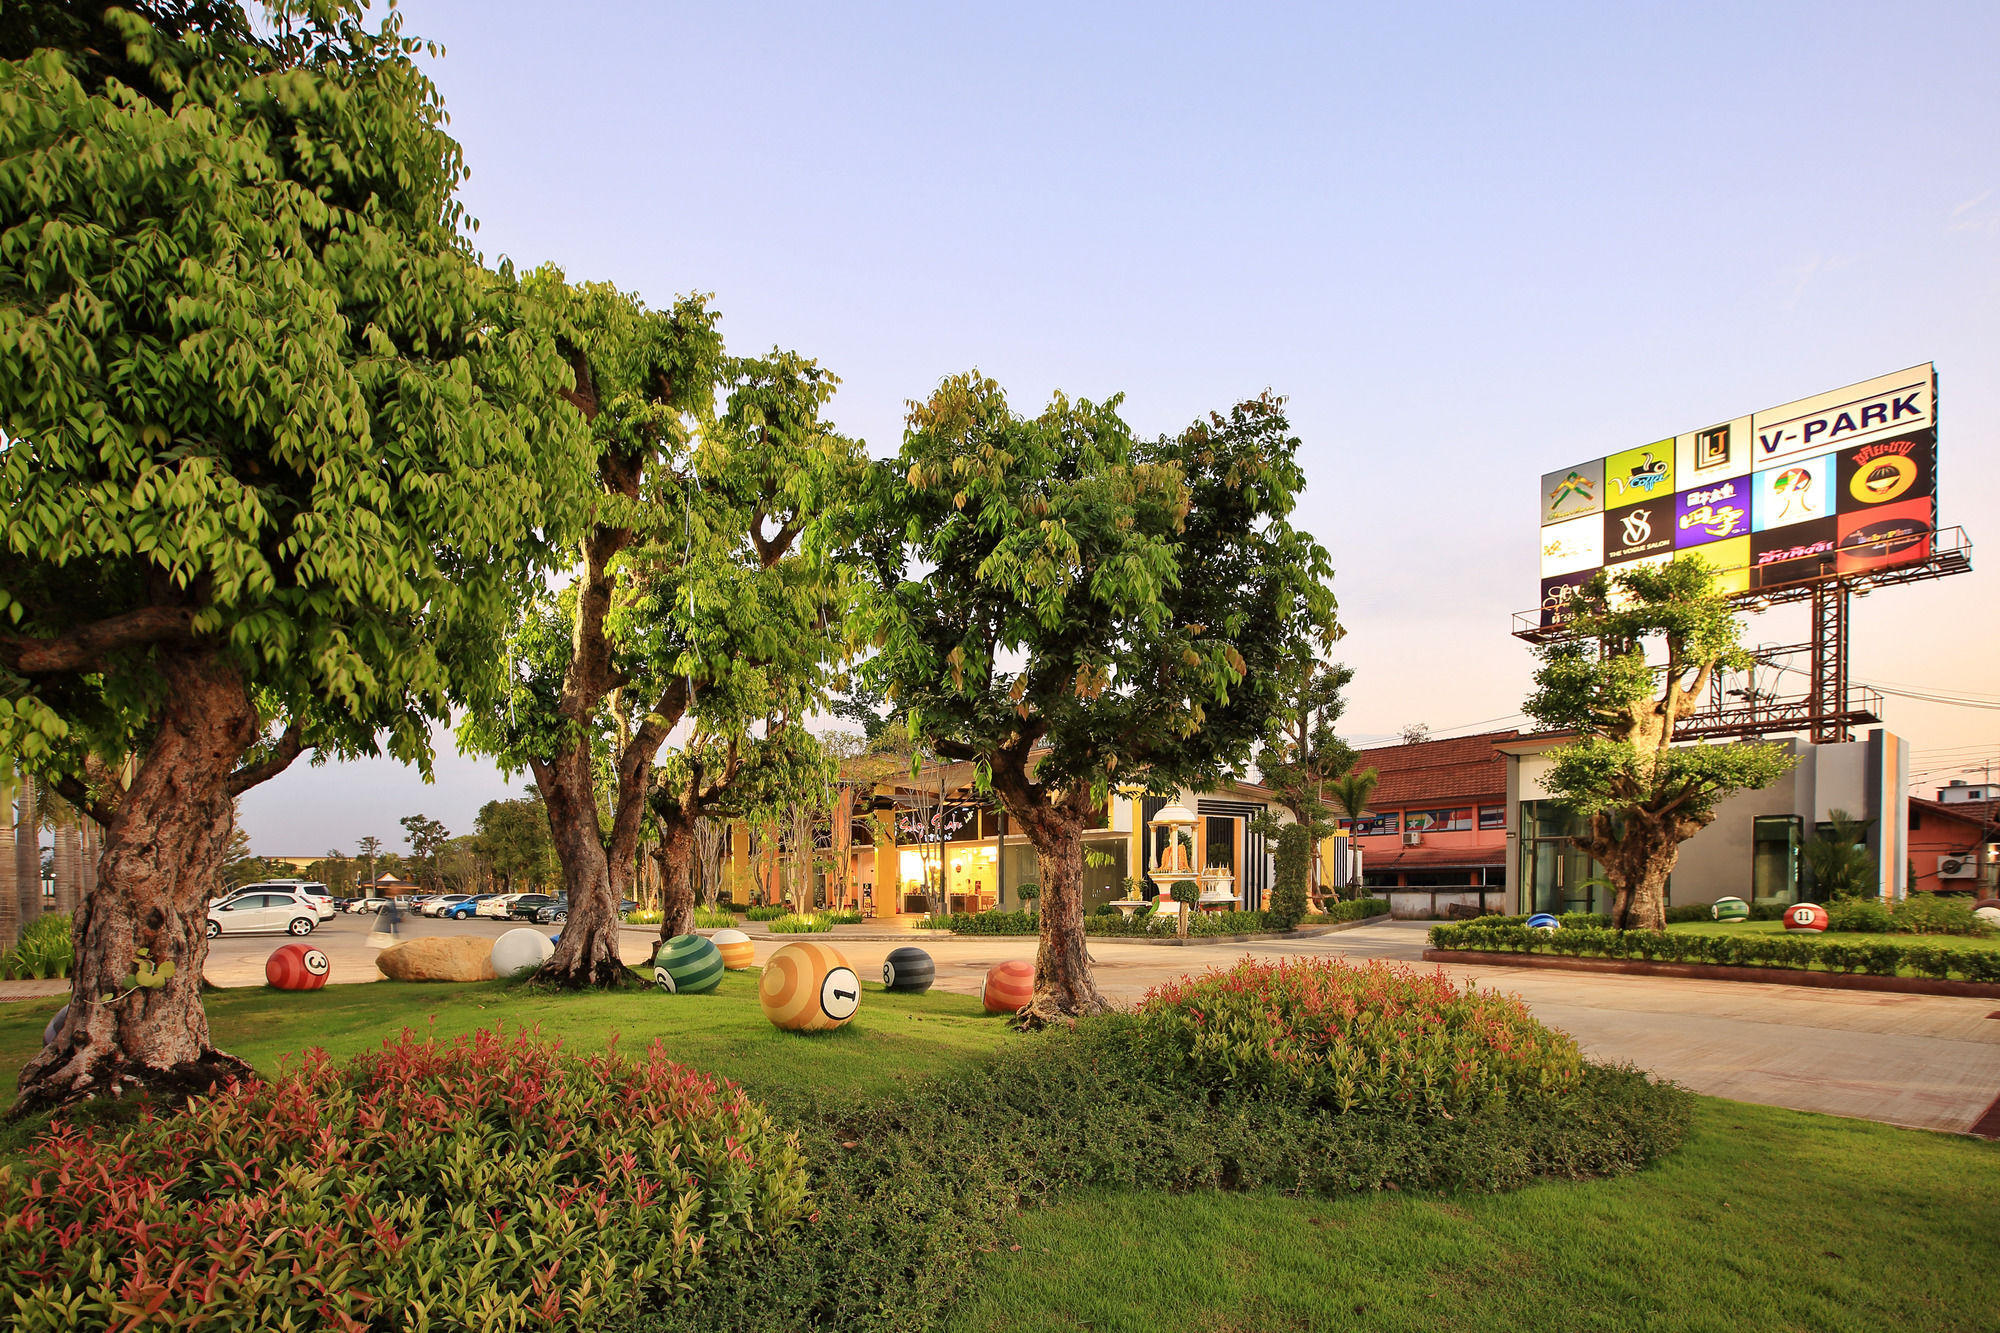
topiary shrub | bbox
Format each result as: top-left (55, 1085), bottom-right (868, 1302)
top-left (1891, 893), bottom-right (1992, 936)
top-left (1828, 897), bottom-right (1893, 933)
top-left (0, 1029), bottom-right (809, 1332)
top-left (1268, 824), bottom-right (1309, 930)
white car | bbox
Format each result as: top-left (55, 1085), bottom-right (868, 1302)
top-left (423, 894), bottom-right (474, 917)
top-left (349, 897), bottom-right (391, 914)
top-left (207, 889), bottom-right (320, 938)
top-left (236, 880), bottom-right (336, 920)
top-left (476, 893), bottom-right (524, 919)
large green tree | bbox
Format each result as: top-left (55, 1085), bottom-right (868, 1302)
top-left (1525, 557), bottom-right (1793, 930)
top-left (0, 1), bottom-right (584, 1110)
top-left (1254, 657), bottom-right (1356, 901)
top-left (459, 279), bottom-right (860, 984)
top-left (863, 378), bottom-right (1337, 1021)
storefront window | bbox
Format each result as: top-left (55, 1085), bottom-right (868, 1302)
top-left (1478, 805), bottom-right (1505, 830)
top-left (1518, 800), bottom-right (1601, 915)
top-left (1405, 808), bottom-right (1472, 833)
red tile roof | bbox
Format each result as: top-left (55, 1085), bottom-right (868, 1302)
top-left (1362, 844), bottom-right (1506, 870)
top-left (1355, 730), bottom-right (1518, 811)
top-left (1909, 797), bottom-right (2000, 833)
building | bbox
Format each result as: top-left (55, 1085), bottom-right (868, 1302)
top-left (1342, 731), bottom-right (1516, 919)
top-left (1499, 728), bottom-right (1910, 915)
top-left (1907, 792), bottom-right (1998, 894)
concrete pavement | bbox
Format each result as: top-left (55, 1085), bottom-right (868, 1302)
top-left (56, 914), bottom-right (2000, 1137)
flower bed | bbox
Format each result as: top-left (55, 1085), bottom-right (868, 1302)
top-left (1428, 921), bottom-right (2000, 983)
top-left (0, 1029), bottom-right (809, 1332)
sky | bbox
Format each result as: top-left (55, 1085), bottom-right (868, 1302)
top-left (241, 1), bottom-right (2000, 854)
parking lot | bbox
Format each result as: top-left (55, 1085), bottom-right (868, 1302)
top-left (200, 909), bottom-right (660, 987)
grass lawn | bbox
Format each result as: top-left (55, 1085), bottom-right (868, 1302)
top-left (5, 975), bottom-right (1997, 1332)
top-left (1669, 919), bottom-right (2000, 952)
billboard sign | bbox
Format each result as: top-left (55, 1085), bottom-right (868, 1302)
top-left (1536, 365), bottom-right (1937, 604)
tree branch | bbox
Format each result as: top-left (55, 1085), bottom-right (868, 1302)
top-left (51, 776), bottom-right (116, 829)
top-left (0, 606), bottom-right (196, 674)
top-left (227, 723), bottom-right (306, 796)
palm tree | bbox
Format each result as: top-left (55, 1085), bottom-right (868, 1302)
top-left (0, 765), bottom-right (17, 951)
top-left (1327, 767), bottom-right (1381, 901)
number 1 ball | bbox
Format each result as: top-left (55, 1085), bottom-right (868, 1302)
top-left (882, 946), bottom-right (935, 993)
top-left (1784, 902), bottom-right (1830, 932)
top-left (760, 941), bottom-right (861, 1032)
top-left (266, 942), bottom-right (331, 990)
top-left (983, 959), bottom-right (1035, 1013)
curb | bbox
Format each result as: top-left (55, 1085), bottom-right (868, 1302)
top-left (1421, 948), bottom-right (2000, 999)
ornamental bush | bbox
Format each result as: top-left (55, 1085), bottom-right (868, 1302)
top-left (1428, 921), bottom-right (2000, 983)
top-left (691, 907), bottom-right (737, 929)
top-left (1267, 824), bottom-right (1309, 929)
top-left (0, 912), bottom-right (72, 979)
top-left (1134, 958), bottom-right (1584, 1117)
top-left (744, 905), bottom-right (790, 921)
top-left (0, 1029), bottom-right (810, 1333)
top-left (766, 913), bottom-right (836, 933)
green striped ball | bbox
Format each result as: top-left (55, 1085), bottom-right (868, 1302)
top-left (654, 934), bottom-right (724, 994)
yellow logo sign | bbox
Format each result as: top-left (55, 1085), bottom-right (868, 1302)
top-left (1849, 453), bottom-right (1917, 505)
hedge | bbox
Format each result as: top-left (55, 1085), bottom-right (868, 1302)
top-left (911, 900), bottom-right (1390, 938)
top-left (1427, 921), bottom-right (2000, 983)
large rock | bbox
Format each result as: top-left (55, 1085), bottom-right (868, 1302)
top-left (376, 936), bottom-right (498, 983)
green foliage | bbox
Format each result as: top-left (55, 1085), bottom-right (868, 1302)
top-left (474, 794), bottom-right (559, 891)
top-left (1802, 809), bottom-right (1876, 901)
top-left (0, 0), bottom-right (589, 775)
top-left (0, 1028), bottom-right (810, 1332)
top-left (1168, 879), bottom-right (1200, 905)
top-left (766, 912), bottom-right (835, 933)
top-left (743, 904), bottom-right (789, 922)
top-left (1888, 893), bottom-right (1992, 936)
top-left (1428, 921), bottom-right (2000, 983)
top-left (1826, 897), bottom-right (1894, 933)
top-left (824, 909), bottom-right (864, 925)
top-left (1303, 898), bottom-right (1391, 924)
top-left (690, 906), bottom-right (737, 929)
top-left (1014, 882), bottom-right (1040, 902)
top-left (1253, 659), bottom-right (1356, 834)
top-left (1268, 823), bottom-right (1310, 929)
top-left (0, 913), bottom-right (71, 980)
top-left (397, 812), bottom-right (450, 889)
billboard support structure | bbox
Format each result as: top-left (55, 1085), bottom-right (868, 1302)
top-left (1808, 582), bottom-right (1850, 744)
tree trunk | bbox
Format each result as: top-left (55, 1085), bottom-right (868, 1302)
top-left (0, 767), bottom-right (17, 951)
top-left (999, 779), bottom-right (1108, 1026)
top-left (531, 740), bottom-right (634, 989)
top-left (653, 812), bottom-right (696, 943)
top-left (54, 821), bottom-right (81, 915)
top-left (14, 653), bottom-right (260, 1116)
top-left (1583, 811), bottom-right (1681, 933)
top-left (16, 776), bottom-right (39, 926)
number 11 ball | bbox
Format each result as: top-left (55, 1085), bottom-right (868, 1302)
top-left (1784, 902), bottom-right (1829, 932)
top-left (882, 946), bottom-right (935, 993)
top-left (760, 941), bottom-right (861, 1032)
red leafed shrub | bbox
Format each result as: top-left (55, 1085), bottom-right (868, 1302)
top-left (1136, 957), bottom-right (1585, 1116)
top-left (0, 1028), bottom-right (809, 1332)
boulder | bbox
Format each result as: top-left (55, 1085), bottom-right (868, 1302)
top-left (376, 936), bottom-right (498, 983)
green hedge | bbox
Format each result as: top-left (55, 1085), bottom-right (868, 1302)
top-left (1304, 898), bottom-right (1392, 924)
top-left (1428, 921), bottom-right (2000, 983)
top-left (912, 903), bottom-right (1388, 937)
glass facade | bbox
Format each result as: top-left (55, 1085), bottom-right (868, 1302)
top-left (1751, 815), bottom-right (1802, 906)
top-left (1519, 800), bottom-right (1604, 915)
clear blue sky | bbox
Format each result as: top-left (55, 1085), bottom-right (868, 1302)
top-left (242, 1), bottom-right (2000, 852)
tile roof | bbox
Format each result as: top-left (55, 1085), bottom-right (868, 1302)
top-left (1362, 844), bottom-right (1506, 870)
top-left (1909, 797), bottom-right (2000, 833)
top-left (1356, 730), bottom-right (1518, 810)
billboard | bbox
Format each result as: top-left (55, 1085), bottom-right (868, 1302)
top-left (1537, 365), bottom-right (1937, 619)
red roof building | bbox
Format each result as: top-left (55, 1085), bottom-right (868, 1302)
top-left (1907, 797), bottom-right (1998, 894)
top-left (1346, 731), bottom-right (1517, 909)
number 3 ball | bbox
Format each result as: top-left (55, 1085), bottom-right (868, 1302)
top-left (654, 934), bottom-right (725, 993)
top-left (982, 959), bottom-right (1035, 1013)
top-left (266, 942), bottom-right (331, 990)
top-left (882, 946), bottom-right (935, 993)
top-left (760, 941), bottom-right (861, 1032)
top-left (1784, 902), bottom-right (1830, 932)
top-left (711, 927), bottom-right (755, 970)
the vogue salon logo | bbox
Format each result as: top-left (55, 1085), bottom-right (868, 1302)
top-left (1620, 509), bottom-right (1653, 545)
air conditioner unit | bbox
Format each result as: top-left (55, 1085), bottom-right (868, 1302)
top-left (1937, 854), bottom-right (1979, 880)
top-left (1402, 831), bottom-right (1423, 847)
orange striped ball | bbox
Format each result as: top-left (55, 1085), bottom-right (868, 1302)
top-left (711, 928), bottom-right (755, 970)
top-left (982, 959), bottom-right (1035, 1014)
top-left (266, 942), bottom-right (330, 991)
top-left (759, 941), bottom-right (861, 1032)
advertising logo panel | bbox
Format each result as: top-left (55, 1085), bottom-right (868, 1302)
top-left (1673, 417), bottom-right (1751, 484)
top-left (1835, 430), bottom-right (1934, 512)
top-left (1837, 498), bottom-right (1934, 575)
top-left (1674, 477), bottom-right (1750, 548)
top-left (1751, 518), bottom-right (1837, 590)
top-left (1750, 366), bottom-right (1934, 468)
top-left (1751, 455), bottom-right (1832, 532)
top-left (1540, 459), bottom-right (1604, 525)
top-left (1603, 441), bottom-right (1675, 508)
top-left (1540, 513), bottom-right (1603, 577)
top-left (1539, 571), bottom-right (1593, 627)
top-left (1685, 535), bottom-right (1750, 595)
top-left (1604, 501), bottom-right (1674, 564)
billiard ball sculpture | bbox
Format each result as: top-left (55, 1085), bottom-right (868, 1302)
top-left (654, 933), bottom-right (724, 994)
top-left (759, 941), bottom-right (861, 1032)
top-left (882, 946), bottom-right (935, 993)
top-left (1525, 913), bottom-right (1561, 931)
top-left (982, 959), bottom-right (1035, 1014)
top-left (710, 927), bottom-right (755, 970)
top-left (266, 942), bottom-right (331, 990)
top-left (1711, 897), bottom-right (1750, 922)
top-left (491, 927), bottom-right (555, 978)
top-left (1783, 902), bottom-right (1829, 932)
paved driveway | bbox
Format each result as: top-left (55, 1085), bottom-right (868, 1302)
top-left (181, 915), bottom-right (2000, 1138)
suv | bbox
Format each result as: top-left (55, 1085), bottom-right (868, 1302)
top-left (236, 880), bottom-right (335, 921)
top-left (508, 894), bottom-right (560, 921)
top-left (208, 888), bottom-right (321, 938)
top-left (533, 895), bottom-right (570, 925)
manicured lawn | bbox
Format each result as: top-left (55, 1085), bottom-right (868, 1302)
top-left (5, 975), bottom-right (1996, 1331)
top-left (1670, 919), bottom-right (2000, 952)
top-left (952, 1099), bottom-right (2000, 1333)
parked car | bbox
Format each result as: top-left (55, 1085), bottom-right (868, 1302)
top-left (442, 895), bottom-right (496, 920)
top-left (533, 895), bottom-right (569, 925)
top-left (476, 893), bottom-right (524, 920)
top-left (423, 894), bottom-right (474, 917)
top-left (207, 889), bottom-right (320, 938)
top-left (507, 894), bottom-right (560, 921)
top-left (234, 880), bottom-right (335, 920)
top-left (348, 897), bottom-right (390, 914)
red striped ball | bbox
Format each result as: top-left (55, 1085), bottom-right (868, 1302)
top-left (1783, 902), bottom-right (1829, 932)
top-left (266, 942), bottom-right (331, 990)
top-left (982, 959), bottom-right (1035, 1014)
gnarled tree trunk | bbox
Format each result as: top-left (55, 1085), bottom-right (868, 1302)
top-left (531, 739), bottom-right (637, 989)
top-left (652, 812), bottom-right (696, 943)
top-left (15, 653), bottom-right (261, 1116)
top-left (994, 774), bottom-right (1107, 1025)
top-left (1580, 807), bottom-right (1695, 932)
